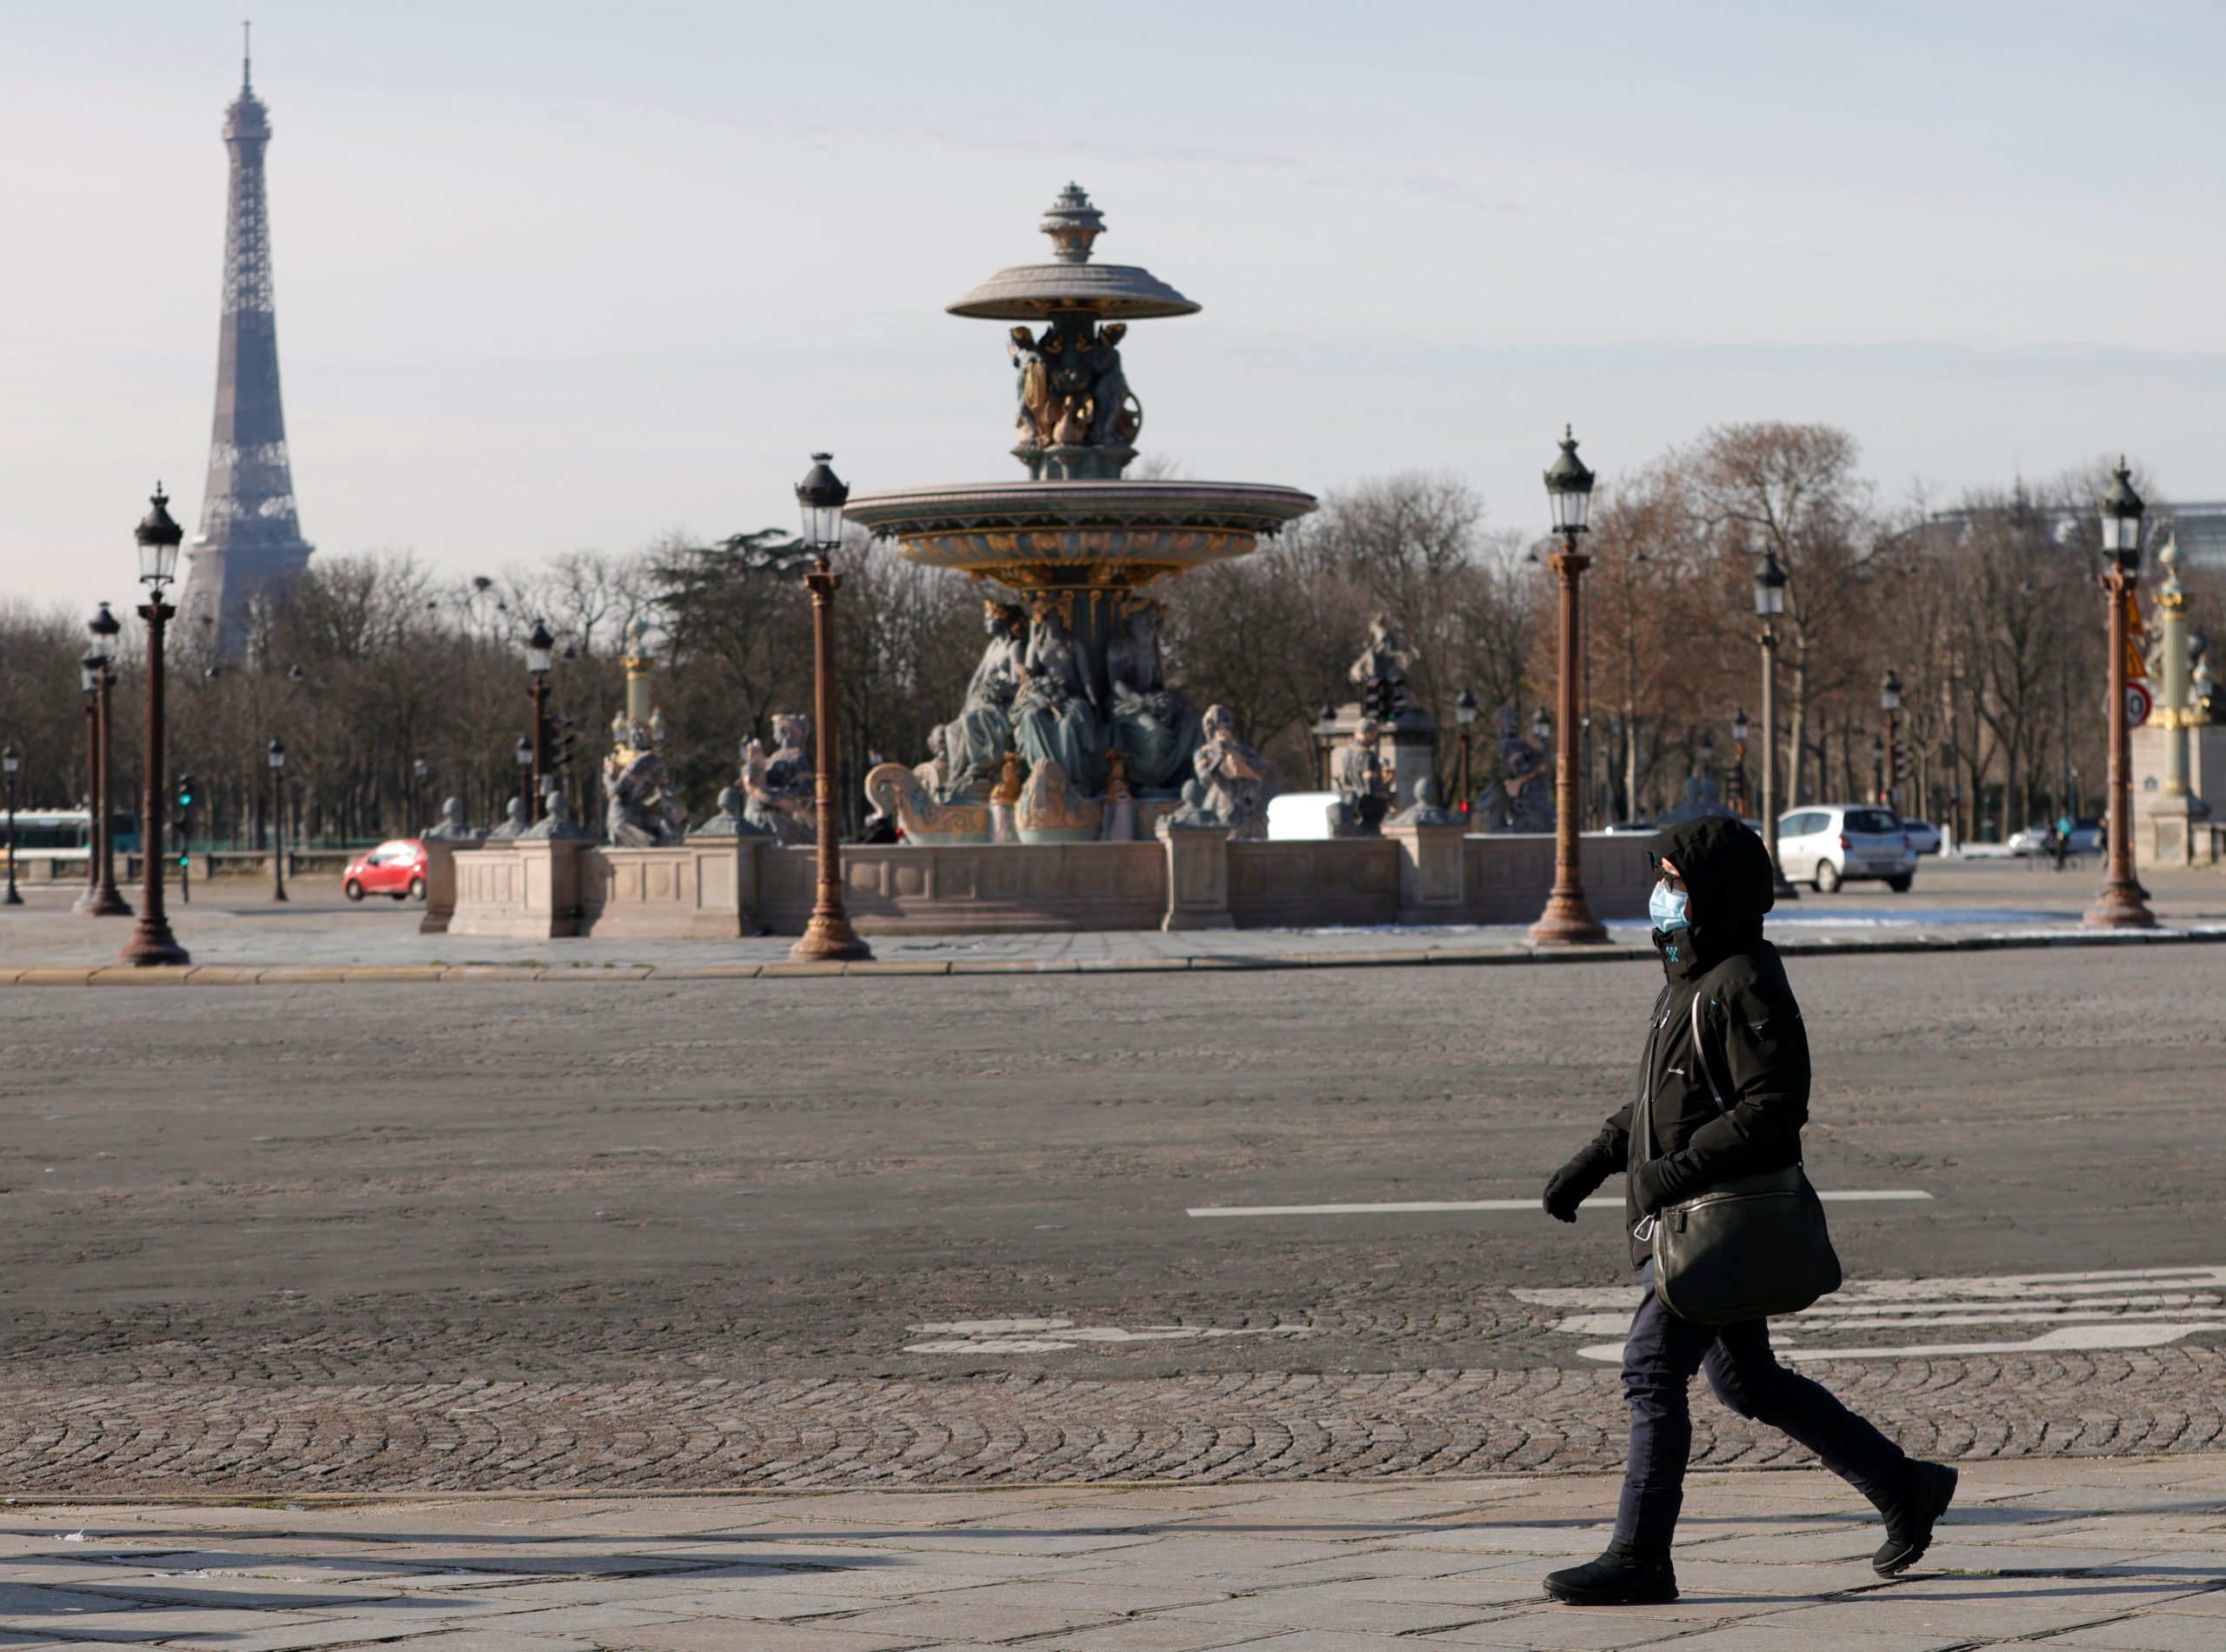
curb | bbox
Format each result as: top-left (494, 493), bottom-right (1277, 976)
top-left (0, 924), bottom-right (2220, 984)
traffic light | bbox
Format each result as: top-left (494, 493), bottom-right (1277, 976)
top-left (1363, 676), bottom-right (1400, 723)
top-left (174, 771), bottom-right (196, 902)
top-left (1892, 742), bottom-right (1911, 786)
top-left (547, 716), bottom-right (578, 769)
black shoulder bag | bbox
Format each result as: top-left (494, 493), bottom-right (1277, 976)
top-left (1639, 991), bottom-right (1842, 1324)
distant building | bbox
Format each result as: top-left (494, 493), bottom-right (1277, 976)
top-left (177, 42), bottom-right (314, 657)
top-left (1928, 499), bottom-right (2226, 570)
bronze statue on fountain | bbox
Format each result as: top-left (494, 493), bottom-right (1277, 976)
top-left (848, 183), bottom-right (1316, 844)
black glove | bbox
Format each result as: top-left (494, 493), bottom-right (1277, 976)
top-left (1631, 1156), bottom-right (1696, 1216)
top-left (1543, 1153), bottom-right (1613, 1223)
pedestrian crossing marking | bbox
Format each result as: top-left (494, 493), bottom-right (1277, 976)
top-left (1515, 1265), bottom-right (2226, 1362)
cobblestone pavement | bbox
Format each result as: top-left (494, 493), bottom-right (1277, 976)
top-left (0, 1353), bottom-right (2217, 1494)
top-left (1, 936), bottom-right (2222, 1495)
top-left (0, 1455), bottom-right (2220, 1649)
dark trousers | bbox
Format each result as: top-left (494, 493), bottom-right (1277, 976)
top-left (1615, 1262), bottom-right (1907, 1548)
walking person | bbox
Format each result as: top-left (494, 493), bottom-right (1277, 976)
top-left (1537, 816), bottom-right (1957, 1606)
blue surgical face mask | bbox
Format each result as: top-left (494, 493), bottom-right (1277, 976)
top-left (1650, 880), bottom-right (1689, 931)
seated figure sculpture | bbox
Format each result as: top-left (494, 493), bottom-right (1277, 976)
top-left (1012, 601), bottom-right (1106, 795)
top-left (484, 796), bottom-right (530, 842)
top-left (1473, 704), bottom-right (1556, 834)
top-left (940, 603), bottom-right (1027, 799)
top-left (914, 727), bottom-right (952, 798)
top-left (1657, 774), bottom-right (1738, 826)
top-left (690, 785), bottom-right (760, 839)
top-left (742, 727), bottom-right (816, 843)
top-left (423, 796), bottom-right (482, 843)
top-left (1105, 599), bottom-right (1203, 795)
top-left (1192, 703), bottom-right (1274, 841)
top-left (523, 789), bottom-right (595, 840)
top-left (603, 719), bottom-right (686, 847)
top-left (1332, 717), bottom-right (1393, 838)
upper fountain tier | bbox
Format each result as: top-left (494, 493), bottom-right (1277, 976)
top-left (945, 183), bottom-right (1203, 323)
top-left (845, 184), bottom-right (1314, 590)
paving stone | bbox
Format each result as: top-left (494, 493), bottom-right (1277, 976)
top-left (609, 1622), bottom-right (921, 1652)
top-left (2038, 1618), bottom-right (2226, 1649)
top-left (1202, 1632), bottom-right (1476, 1652)
top-left (828, 1599), bottom-right (1123, 1639)
top-left (1416, 1612), bottom-right (1690, 1649)
top-left (1160, 1589), bottom-right (1496, 1634)
top-left (1612, 1628), bottom-right (1963, 1652)
top-left (1036, 1621), bottom-right (1291, 1650)
top-left (1764, 1597), bottom-right (2138, 1636)
top-left (2154, 1589), bottom-right (2226, 1615)
top-left (1279, 1575), bottom-right (1540, 1608)
top-left (921, 1579), bottom-right (1234, 1612)
top-left (143, 1623), bottom-right (443, 1652)
top-left (354, 1632), bottom-right (596, 1652)
top-left (1914, 1542), bottom-right (2153, 1572)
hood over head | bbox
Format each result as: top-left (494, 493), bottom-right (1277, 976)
top-left (1644, 815), bottom-right (1775, 973)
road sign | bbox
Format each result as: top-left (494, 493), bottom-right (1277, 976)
top-left (2126, 682), bottom-right (2153, 728)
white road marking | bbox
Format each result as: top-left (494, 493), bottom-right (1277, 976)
top-left (905, 1320), bottom-right (1313, 1355)
top-left (1529, 1265), bottom-right (2226, 1362)
top-left (1189, 1190), bottom-right (1932, 1218)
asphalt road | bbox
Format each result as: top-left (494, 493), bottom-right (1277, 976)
top-left (1, 943), bottom-right (2218, 1390)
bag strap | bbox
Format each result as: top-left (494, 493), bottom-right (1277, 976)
top-left (1689, 989), bottom-right (1729, 1115)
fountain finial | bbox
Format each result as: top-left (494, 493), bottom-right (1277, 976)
top-left (1041, 183), bottom-right (1105, 264)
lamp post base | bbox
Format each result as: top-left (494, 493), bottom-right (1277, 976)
top-left (74, 886), bottom-right (133, 917)
top-left (2083, 882), bottom-right (2156, 929)
top-left (1771, 869), bottom-right (1802, 903)
top-left (790, 914), bottom-right (874, 963)
top-left (1530, 894), bottom-right (1609, 946)
top-left (117, 917), bottom-right (190, 967)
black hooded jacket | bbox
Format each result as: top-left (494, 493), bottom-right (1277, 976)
top-left (1569, 816), bottom-right (1811, 1267)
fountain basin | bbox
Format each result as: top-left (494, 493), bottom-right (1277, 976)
top-left (846, 479), bottom-right (1316, 587)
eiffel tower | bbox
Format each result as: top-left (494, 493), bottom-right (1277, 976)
top-left (179, 28), bottom-right (313, 657)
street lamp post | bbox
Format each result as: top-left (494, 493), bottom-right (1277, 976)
top-left (118, 487), bottom-right (190, 967)
top-left (1530, 428), bottom-right (1608, 945)
top-left (2085, 460), bottom-right (2156, 929)
top-left (268, 739), bottom-right (288, 903)
top-left (1454, 687), bottom-right (1479, 818)
top-left (1869, 732), bottom-right (1887, 806)
top-left (412, 756), bottom-right (430, 832)
top-left (77, 654), bottom-right (100, 909)
top-left (1879, 669), bottom-right (1903, 809)
top-left (78, 605), bottom-right (131, 916)
top-left (525, 621), bottom-right (554, 820)
top-left (513, 736), bottom-right (533, 823)
top-left (790, 453), bottom-right (873, 963)
top-left (2, 744), bottom-right (20, 907)
top-left (1753, 552), bottom-right (1798, 900)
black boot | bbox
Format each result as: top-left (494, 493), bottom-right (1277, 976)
top-left (1869, 1459), bottom-right (1958, 1575)
top-left (1543, 1541), bottom-right (1677, 1606)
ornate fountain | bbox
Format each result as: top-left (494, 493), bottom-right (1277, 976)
top-left (848, 185), bottom-right (1317, 843)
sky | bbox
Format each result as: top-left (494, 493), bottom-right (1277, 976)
top-left (1, 0), bottom-right (2222, 617)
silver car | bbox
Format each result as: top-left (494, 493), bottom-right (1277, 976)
top-left (1776, 805), bottom-right (1917, 893)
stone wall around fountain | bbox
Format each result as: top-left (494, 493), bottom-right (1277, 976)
top-left (430, 831), bottom-right (1653, 938)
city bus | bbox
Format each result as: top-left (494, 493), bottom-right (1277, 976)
top-left (0, 810), bottom-right (142, 877)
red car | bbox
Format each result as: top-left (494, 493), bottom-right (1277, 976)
top-left (343, 838), bottom-right (428, 902)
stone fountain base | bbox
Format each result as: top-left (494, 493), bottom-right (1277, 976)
top-left (428, 832), bottom-right (1652, 939)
